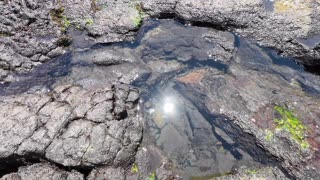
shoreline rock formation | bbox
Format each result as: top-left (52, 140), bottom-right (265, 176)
top-left (1, 0), bottom-right (320, 179)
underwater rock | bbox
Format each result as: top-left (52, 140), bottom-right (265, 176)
top-left (142, 0), bottom-right (320, 66)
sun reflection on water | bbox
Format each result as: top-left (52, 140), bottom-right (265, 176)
top-left (163, 97), bottom-right (175, 114)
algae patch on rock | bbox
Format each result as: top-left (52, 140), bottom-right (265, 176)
top-left (274, 106), bottom-right (310, 149)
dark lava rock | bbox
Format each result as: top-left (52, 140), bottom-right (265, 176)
top-left (0, 0), bottom-right (64, 83)
top-left (59, 0), bottom-right (141, 43)
top-left (1, 0), bottom-right (320, 82)
top-left (174, 44), bottom-right (320, 179)
top-left (87, 167), bottom-right (126, 180)
top-left (0, 0), bottom-right (142, 84)
top-left (0, 83), bottom-right (142, 175)
top-left (1, 2), bottom-right (320, 177)
top-left (142, 0), bottom-right (320, 66)
top-left (0, 163), bottom-right (84, 180)
top-left (215, 166), bottom-right (288, 180)
top-left (138, 20), bottom-right (235, 64)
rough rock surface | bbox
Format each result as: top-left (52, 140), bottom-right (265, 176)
top-left (87, 145), bottom-right (179, 180)
top-left (60, 0), bottom-right (141, 43)
top-left (0, 0), bottom-right (64, 82)
top-left (2, 0), bottom-right (319, 83)
top-left (0, 163), bottom-right (84, 180)
top-left (214, 166), bottom-right (289, 180)
top-left (142, 0), bottom-right (320, 65)
top-left (0, 0), bottom-right (142, 83)
top-left (0, 83), bottom-right (142, 176)
top-left (174, 41), bottom-right (320, 179)
top-left (1, 1), bottom-right (320, 178)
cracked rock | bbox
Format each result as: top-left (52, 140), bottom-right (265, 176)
top-left (0, 0), bottom-right (64, 83)
top-left (0, 163), bottom-right (84, 180)
top-left (0, 83), bottom-right (142, 172)
top-left (87, 167), bottom-right (126, 180)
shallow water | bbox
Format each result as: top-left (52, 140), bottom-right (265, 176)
top-left (1, 18), bottom-right (320, 179)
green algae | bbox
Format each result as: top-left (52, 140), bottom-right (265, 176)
top-left (148, 172), bottom-right (156, 180)
top-left (0, 32), bottom-right (11, 37)
top-left (85, 18), bottom-right (94, 26)
top-left (246, 169), bottom-right (258, 175)
top-left (131, 2), bottom-right (145, 27)
top-left (264, 129), bottom-right (274, 141)
top-left (50, 7), bottom-right (70, 32)
top-left (131, 163), bottom-right (139, 173)
top-left (191, 172), bottom-right (233, 180)
top-left (274, 106), bottom-right (309, 149)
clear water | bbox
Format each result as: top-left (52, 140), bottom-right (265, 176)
top-left (1, 18), bottom-right (320, 179)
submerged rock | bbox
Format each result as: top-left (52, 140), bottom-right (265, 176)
top-left (1, 2), bottom-right (320, 178)
top-left (214, 166), bottom-right (288, 180)
top-left (142, 0), bottom-right (320, 66)
top-left (0, 0), bottom-right (142, 84)
top-left (174, 40), bottom-right (320, 178)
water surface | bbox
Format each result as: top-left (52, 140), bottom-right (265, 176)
top-left (1, 18), bottom-right (320, 179)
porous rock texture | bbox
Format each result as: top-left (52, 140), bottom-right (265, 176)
top-left (142, 0), bottom-right (320, 65)
top-left (1, 163), bottom-right (84, 180)
top-left (175, 43), bottom-right (320, 179)
top-left (0, 0), bottom-right (63, 82)
top-left (1, 0), bottom-right (320, 179)
top-left (0, 0), bottom-right (141, 83)
top-left (0, 83), bottom-right (142, 177)
top-left (215, 166), bottom-right (289, 180)
top-left (1, 0), bottom-right (320, 84)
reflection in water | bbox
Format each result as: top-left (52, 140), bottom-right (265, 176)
top-left (141, 82), bottom-right (262, 179)
top-left (163, 97), bottom-right (176, 114)
top-left (1, 18), bottom-right (318, 179)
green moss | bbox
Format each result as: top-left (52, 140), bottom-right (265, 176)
top-left (148, 172), bottom-right (156, 180)
top-left (246, 169), bottom-right (258, 175)
top-left (274, 106), bottom-right (309, 149)
top-left (74, 21), bottom-right (81, 30)
top-left (217, 146), bottom-right (226, 154)
top-left (50, 7), bottom-right (70, 32)
top-left (0, 32), bottom-right (11, 37)
top-left (132, 16), bottom-right (142, 27)
top-left (85, 18), bottom-right (94, 26)
top-left (131, 163), bottom-right (139, 173)
top-left (61, 15), bottom-right (71, 32)
top-left (264, 129), bottom-right (274, 141)
top-left (131, 2), bottom-right (145, 27)
top-left (191, 172), bottom-right (233, 180)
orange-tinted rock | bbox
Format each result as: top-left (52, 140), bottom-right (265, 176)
top-left (176, 69), bottom-right (208, 84)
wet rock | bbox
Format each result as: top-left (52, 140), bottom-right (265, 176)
top-left (0, 83), bottom-right (142, 172)
top-left (0, 0), bottom-right (144, 84)
top-left (174, 38), bottom-right (320, 178)
top-left (59, 45), bottom-right (151, 89)
top-left (139, 20), bottom-right (235, 64)
top-left (0, 0), bottom-right (64, 83)
top-left (215, 166), bottom-right (288, 180)
top-left (146, 60), bottom-right (185, 74)
top-left (73, 45), bottom-right (137, 66)
top-left (142, 0), bottom-right (320, 65)
top-left (141, 82), bottom-right (260, 179)
top-left (0, 163), bottom-right (84, 180)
